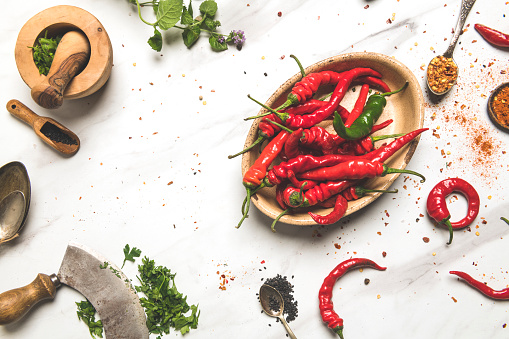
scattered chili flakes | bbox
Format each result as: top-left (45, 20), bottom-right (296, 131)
top-left (277, 11), bottom-right (282, 17)
top-left (451, 296), bottom-right (458, 303)
top-left (334, 243), bottom-right (341, 249)
top-left (382, 251), bottom-right (387, 257)
top-left (423, 237), bottom-right (430, 243)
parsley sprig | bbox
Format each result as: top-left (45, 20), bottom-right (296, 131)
top-left (76, 300), bottom-right (104, 338)
top-left (29, 31), bottom-right (61, 75)
top-left (128, 0), bottom-right (246, 52)
top-left (122, 244), bottom-right (142, 268)
top-left (135, 256), bottom-right (200, 336)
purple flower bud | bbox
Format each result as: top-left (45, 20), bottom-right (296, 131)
top-left (230, 30), bottom-right (246, 46)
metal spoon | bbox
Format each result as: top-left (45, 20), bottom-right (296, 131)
top-left (0, 191), bottom-right (26, 244)
top-left (426, 0), bottom-right (476, 95)
top-left (259, 284), bottom-right (297, 339)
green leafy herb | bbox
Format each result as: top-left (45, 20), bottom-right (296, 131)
top-left (76, 300), bottom-right (104, 338)
top-left (129, 0), bottom-right (245, 52)
top-left (135, 256), bottom-right (200, 336)
top-left (29, 31), bottom-right (61, 75)
top-left (122, 244), bottom-right (142, 268)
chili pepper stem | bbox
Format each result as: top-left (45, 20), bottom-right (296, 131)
top-left (247, 95), bottom-right (288, 121)
top-left (501, 217), bottom-right (509, 225)
top-left (381, 81), bottom-right (409, 97)
top-left (228, 135), bottom-right (265, 159)
top-left (237, 188), bottom-right (252, 228)
top-left (382, 165), bottom-right (426, 183)
top-left (271, 208), bottom-right (290, 232)
top-left (241, 183), bottom-right (265, 215)
top-left (359, 187), bottom-right (398, 195)
top-left (371, 133), bottom-right (405, 142)
top-left (265, 119), bottom-right (293, 133)
top-left (290, 54), bottom-right (306, 78)
top-left (333, 326), bottom-right (344, 339)
top-left (443, 219), bottom-right (453, 245)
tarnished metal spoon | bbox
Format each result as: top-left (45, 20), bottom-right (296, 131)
top-left (426, 0), bottom-right (476, 95)
top-left (259, 284), bottom-right (297, 339)
top-left (0, 191), bottom-right (26, 244)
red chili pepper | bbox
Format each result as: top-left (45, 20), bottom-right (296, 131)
top-left (309, 194), bottom-right (349, 224)
top-left (353, 76), bottom-right (391, 93)
top-left (284, 180), bottom-right (354, 208)
top-left (344, 84), bottom-right (370, 127)
top-left (365, 128), bottom-right (428, 163)
top-left (238, 130), bottom-right (290, 228)
top-left (298, 159), bottom-right (425, 183)
top-left (426, 178), bottom-right (480, 244)
top-left (284, 128), bottom-right (304, 159)
top-left (341, 186), bottom-right (398, 201)
top-left (474, 24), bottom-right (509, 48)
top-left (287, 170), bottom-right (318, 190)
top-left (319, 258), bottom-right (387, 338)
top-left (300, 126), bottom-right (338, 155)
top-left (338, 132), bottom-right (403, 156)
top-left (276, 180), bottom-right (289, 210)
top-left (450, 270), bottom-right (509, 300)
top-left (266, 154), bottom-right (362, 186)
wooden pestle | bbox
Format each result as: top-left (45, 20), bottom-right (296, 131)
top-left (30, 30), bottom-right (90, 109)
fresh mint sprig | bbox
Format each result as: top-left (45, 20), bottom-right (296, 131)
top-left (129, 0), bottom-right (246, 52)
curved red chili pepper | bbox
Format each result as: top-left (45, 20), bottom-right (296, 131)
top-left (287, 170), bottom-right (318, 190)
top-left (309, 194), bottom-right (349, 224)
top-left (267, 154), bottom-right (362, 186)
top-left (474, 24), bottom-right (509, 48)
top-left (353, 76), bottom-right (391, 93)
top-left (284, 128), bottom-right (304, 159)
top-left (450, 270), bottom-right (509, 300)
top-left (300, 126), bottom-right (338, 155)
top-left (276, 180), bottom-right (289, 210)
top-left (426, 178), bottom-right (480, 244)
top-left (299, 159), bottom-right (425, 183)
top-left (338, 131), bottom-right (402, 156)
top-left (319, 258), bottom-right (387, 338)
top-left (283, 68), bottom-right (383, 129)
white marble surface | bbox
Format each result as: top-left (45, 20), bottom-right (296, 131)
top-left (1, 0), bottom-right (509, 338)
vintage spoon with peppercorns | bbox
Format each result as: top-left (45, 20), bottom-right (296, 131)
top-left (259, 284), bottom-right (297, 339)
top-left (7, 99), bottom-right (80, 156)
top-left (426, 0), bottom-right (476, 96)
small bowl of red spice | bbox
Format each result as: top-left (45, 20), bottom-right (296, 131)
top-left (488, 82), bottom-right (509, 132)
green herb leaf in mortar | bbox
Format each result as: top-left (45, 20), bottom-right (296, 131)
top-left (76, 300), bottom-right (104, 338)
top-left (29, 31), bottom-right (61, 75)
top-left (135, 256), bottom-right (200, 336)
top-left (128, 0), bottom-right (245, 52)
top-left (122, 244), bottom-right (141, 268)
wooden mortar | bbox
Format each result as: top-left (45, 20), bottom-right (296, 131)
top-left (15, 5), bottom-right (113, 102)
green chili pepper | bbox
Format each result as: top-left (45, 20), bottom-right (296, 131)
top-left (333, 82), bottom-right (408, 140)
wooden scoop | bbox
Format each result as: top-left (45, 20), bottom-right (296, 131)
top-left (31, 30), bottom-right (90, 109)
top-left (7, 99), bottom-right (80, 156)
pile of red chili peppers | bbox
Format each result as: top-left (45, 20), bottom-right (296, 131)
top-left (232, 59), bottom-right (428, 230)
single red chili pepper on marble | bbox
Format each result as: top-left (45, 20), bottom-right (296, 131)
top-left (450, 270), bottom-right (509, 300)
top-left (298, 159), bottom-right (425, 183)
top-left (474, 24), bottom-right (509, 48)
top-left (319, 258), bottom-right (387, 338)
top-left (426, 178), bottom-right (480, 244)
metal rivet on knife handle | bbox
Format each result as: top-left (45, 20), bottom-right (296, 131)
top-left (0, 273), bottom-right (60, 325)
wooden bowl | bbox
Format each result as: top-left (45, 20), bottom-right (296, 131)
top-left (488, 82), bottom-right (509, 132)
top-left (241, 52), bottom-right (425, 226)
top-left (15, 5), bottom-right (113, 100)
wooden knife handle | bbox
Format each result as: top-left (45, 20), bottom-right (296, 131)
top-left (31, 30), bottom-right (91, 109)
top-left (0, 273), bottom-right (60, 325)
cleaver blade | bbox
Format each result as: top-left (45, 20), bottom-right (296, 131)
top-left (0, 242), bottom-right (149, 339)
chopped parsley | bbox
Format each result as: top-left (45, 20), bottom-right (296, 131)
top-left (29, 31), bottom-right (61, 75)
top-left (76, 300), bottom-right (104, 338)
top-left (122, 244), bottom-right (142, 268)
